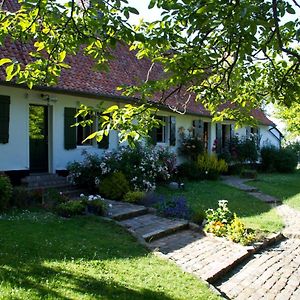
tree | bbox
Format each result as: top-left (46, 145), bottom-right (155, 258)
top-left (0, 0), bottom-right (299, 143)
top-left (275, 102), bottom-right (300, 139)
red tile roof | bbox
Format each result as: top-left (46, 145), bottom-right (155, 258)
top-left (0, 0), bottom-right (275, 126)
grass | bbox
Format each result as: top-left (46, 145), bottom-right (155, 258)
top-left (0, 211), bottom-right (219, 300)
top-left (247, 171), bottom-right (300, 211)
top-left (157, 180), bottom-right (283, 233)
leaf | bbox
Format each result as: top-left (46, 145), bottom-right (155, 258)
top-left (148, 0), bottom-right (156, 9)
top-left (286, 6), bottom-right (295, 14)
top-left (0, 58), bottom-right (12, 66)
top-left (82, 131), bottom-right (98, 143)
top-left (103, 105), bottom-right (119, 114)
top-left (58, 50), bottom-right (67, 62)
top-left (34, 41), bottom-right (45, 51)
top-left (128, 7), bottom-right (139, 15)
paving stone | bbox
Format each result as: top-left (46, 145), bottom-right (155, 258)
top-left (105, 199), bottom-right (149, 221)
top-left (119, 214), bottom-right (189, 242)
top-left (150, 230), bottom-right (250, 282)
top-left (215, 239), bottom-right (300, 300)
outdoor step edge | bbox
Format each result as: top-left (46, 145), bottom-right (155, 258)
top-left (208, 232), bottom-right (285, 284)
top-left (111, 207), bottom-right (149, 221)
top-left (143, 222), bottom-right (189, 243)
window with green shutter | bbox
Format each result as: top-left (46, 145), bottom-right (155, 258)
top-left (64, 107), bottom-right (77, 150)
top-left (0, 95), bottom-right (10, 144)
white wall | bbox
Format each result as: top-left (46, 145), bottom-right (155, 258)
top-left (0, 85), bottom-right (280, 172)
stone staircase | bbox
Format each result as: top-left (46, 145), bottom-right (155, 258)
top-left (21, 173), bottom-right (84, 197)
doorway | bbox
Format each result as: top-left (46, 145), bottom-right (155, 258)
top-left (29, 104), bottom-right (48, 172)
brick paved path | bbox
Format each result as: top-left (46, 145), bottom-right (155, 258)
top-left (219, 177), bottom-right (300, 299)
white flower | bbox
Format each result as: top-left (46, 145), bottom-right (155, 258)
top-left (80, 193), bottom-right (85, 197)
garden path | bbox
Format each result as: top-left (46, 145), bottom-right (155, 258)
top-left (103, 177), bottom-right (300, 299)
top-left (218, 176), bottom-right (300, 299)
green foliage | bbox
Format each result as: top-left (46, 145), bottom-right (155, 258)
top-left (196, 153), bottom-right (228, 180)
top-left (261, 146), bottom-right (297, 173)
top-left (178, 132), bottom-right (204, 161)
top-left (157, 180), bottom-right (283, 233)
top-left (191, 209), bottom-right (206, 225)
top-left (87, 199), bottom-right (107, 216)
top-left (99, 172), bottom-right (130, 200)
top-left (240, 169), bottom-right (258, 179)
top-left (275, 103), bottom-right (300, 139)
top-left (227, 214), bottom-right (256, 245)
top-left (0, 0), bottom-right (299, 137)
top-left (285, 141), bottom-right (300, 163)
top-left (275, 149), bottom-right (298, 173)
top-left (260, 146), bottom-right (279, 171)
top-left (68, 145), bottom-right (176, 192)
top-left (123, 191), bottom-right (146, 203)
top-left (177, 161), bottom-right (201, 180)
top-left (56, 200), bottom-right (86, 218)
top-left (220, 135), bottom-right (259, 164)
top-left (205, 200), bottom-right (255, 245)
top-left (0, 175), bottom-right (13, 211)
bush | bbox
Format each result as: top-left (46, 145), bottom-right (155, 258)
top-left (67, 145), bottom-right (177, 192)
top-left (79, 194), bottom-right (107, 215)
top-left (191, 210), bottom-right (206, 225)
top-left (158, 196), bottom-right (191, 220)
top-left (56, 200), bottom-right (86, 218)
top-left (261, 146), bottom-right (297, 173)
top-left (285, 141), bottom-right (300, 163)
top-left (0, 175), bottom-right (13, 211)
top-left (179, 134), bottom-right (204, 161)
top-left (240, 169), bottom-right (258, 179)
top-left (67, 150), bottom-right (103, 192)
top-left (99, 172), bottom-right (130, 200)
top-left (196, 153), bottom-right (228, 180)
top-left (177, 162), bottom-right (201, 180)
top-left (274, 148), bottom-right (298, 173)
top-left (123, 191), bottom-right (146, 203)
top-left (260, 146), bottom-right (278, 171)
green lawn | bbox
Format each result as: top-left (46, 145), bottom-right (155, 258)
top-left (247, 171), bottom-right (300, 211)
top-left (157, 180), bottom-right (283, 233)
top-left (0, 211), bottom-right (219, 300)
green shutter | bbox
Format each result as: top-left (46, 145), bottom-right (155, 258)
top-left (149, 127), bottom-right (157, 145)
top-left (0, 95), bottom-right (10, 144)
top-left (64, 107), bottom-right (77, 150)
top-left (98, 134), bottom-right (109, 149)
top-left (193, 120), bottom-right (204, 139)
top-left (169, 116), bottom-right (176, 146)
top-left (215, 123), bottom-right (222, 154)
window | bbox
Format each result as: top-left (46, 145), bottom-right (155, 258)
top-left (156, 116), bottom-right (168, 143)
top-left (76, 115), bottom-right (92, 146)
top-left (149, 116), bottom-right (176, 146)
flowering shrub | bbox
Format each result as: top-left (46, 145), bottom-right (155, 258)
top-left (158, 195), bottom-right (191, 220)
top-left (67, 150), bottom-right (103, 191)
top-left (67, 145), bottom-right (177, 192)
top-left (79, 194), bottom-right (107, 215)
top-left (178, 129), bottom-right (204, 161)
top-left (205, 200), bottom-right (255, 245)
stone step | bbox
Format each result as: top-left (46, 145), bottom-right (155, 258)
top-left (105, 200), bottom-right (149, 221)
top-left (119, 214), bottom-right (189, 242)
top-left (22, 174), bottom-right (70, 188)
top-left (248, 192), bottom-right (281, 204)
top-left (149, 230), bottom-right (251, 283)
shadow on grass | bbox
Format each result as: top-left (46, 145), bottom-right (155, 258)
top-left (0, 214), bottom-right (175, 299)
top-left (0, 264), bottom-right (174, 300)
